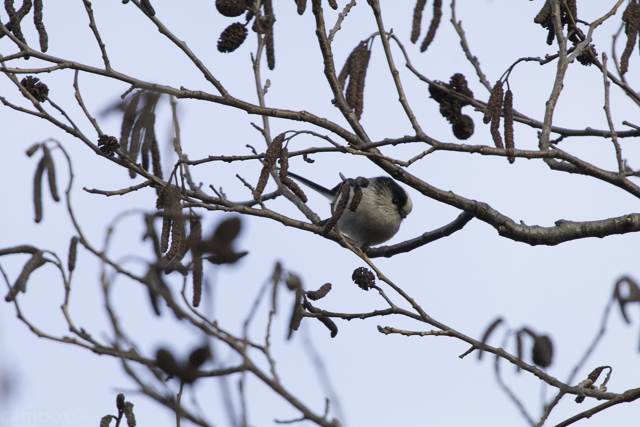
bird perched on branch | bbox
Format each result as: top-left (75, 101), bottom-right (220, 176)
top-left (287, 172), bottom-right (412, 247)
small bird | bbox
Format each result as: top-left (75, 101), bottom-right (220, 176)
top-left (286, 172), bottom-right (412, 247)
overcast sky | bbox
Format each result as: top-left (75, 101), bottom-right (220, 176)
top-left (1, 1), bottom-right (639, 426)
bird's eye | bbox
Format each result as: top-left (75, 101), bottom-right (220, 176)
top-left (392, 197), bottom-right (399, 205)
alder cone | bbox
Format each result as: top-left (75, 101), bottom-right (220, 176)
top-left (216, 0), bottom-right (246, 17)
top-left (218, 23), bottom-right (248, 53)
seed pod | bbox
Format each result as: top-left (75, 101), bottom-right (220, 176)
top-left (532, 334), bottom-right (553, 368)
top-left (68, 236), bottom-right (79, 272)
top-left (533, 0), bottom-right (551, 25)
top-left (98, 135), bottom-right (120, 157)
top-left (420, 0), bottom-right (442, 52)
top-left (218, 22), bottom-right (248, 53)
top-left (33, 0), bottom-right (47, 52)
top-left (41, 145), bottom-right (59, 202)
top-left (503, 89), bottom-right (515, 163)
top-left (155, 348), bottom-right (180, 376)
top-left (295, 0), bottom-right (306, 15)
top-left (20, 76), bottom-right (48, 103)
top-left (306, 283), bottom-right (332, 301)
top-left (411, 0), bottom-right (427, 44)
top-left (188, 346), bottom-right (211, 368)
top-left (33, 156), bottom-right (46, 223)
top-left (352, 267), bottom-right (375, 290)
top-left (216, 0), bottom-right (246, 17)
top-left (452, 115), bottom-right (474, 140)
top-left (429, 74), bottom-right (475, 140)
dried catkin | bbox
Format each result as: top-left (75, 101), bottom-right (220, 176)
top-left (317, 316), bottom-right (338, 338)
top-left (41, 145), bottom-right (59, 202)
top-left (503, 89), bottom-right (515, 163)
top-left (33, 156), bottom-right (46, 223)
top-left (123, 402), bottom-right (136, 427)
top-left (190, 219), bottom-right (203, 307)
top-left (485, 81), bottom-right (504, 149)
top-left (621, 1), bottom-right (640, 75)
top-left (339, 42), bottom-right (371, 120)
top-left (420, 0), bottom-right (442, 52)
top-left (33, 0), bottom-right (47, 52)
top-left (306, 283), bottom-right (332, 301)
top-left (120, 92), bottom-right (142, 157)
top-left (150, 134), bottom-right (163, 179)
top-left (162, 186), bottom-right (183, 261)
top-left (278, 147), bottom-right (308, 202)
top-left (6, 251), bottom-right (46, 302)
top-left (411, 0), bottom-right (427, 44)
top-left (323, 180), bottom-right (350, 235)
top-left (348, 177), bottom-right (368, 212)
top-left (68, 236), bottom-right (79, 272)
top-left (264, 0), bottom-right (275, 70)
top-left (26, 143), bottom-right (40, 157)
top-left (5, 0), bottom-right (32, 45)
top-left (254, 134), bottom-right (283, 200)
top-left (140, 115), bottom-right (155, 172)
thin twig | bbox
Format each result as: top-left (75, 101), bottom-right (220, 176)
top-left (83, 180), bottom-right (153, 196)
top-left (450, 0), bottom-right (491, 91)
top-left (601, 53), bottom-right (624, 175)
top-left (81, 0), bottom-right (111, 70)
top-left (328, 0), bottom-right (357, 44)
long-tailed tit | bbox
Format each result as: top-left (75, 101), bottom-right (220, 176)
top-left (287, 172), bottom-right (412, 247)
